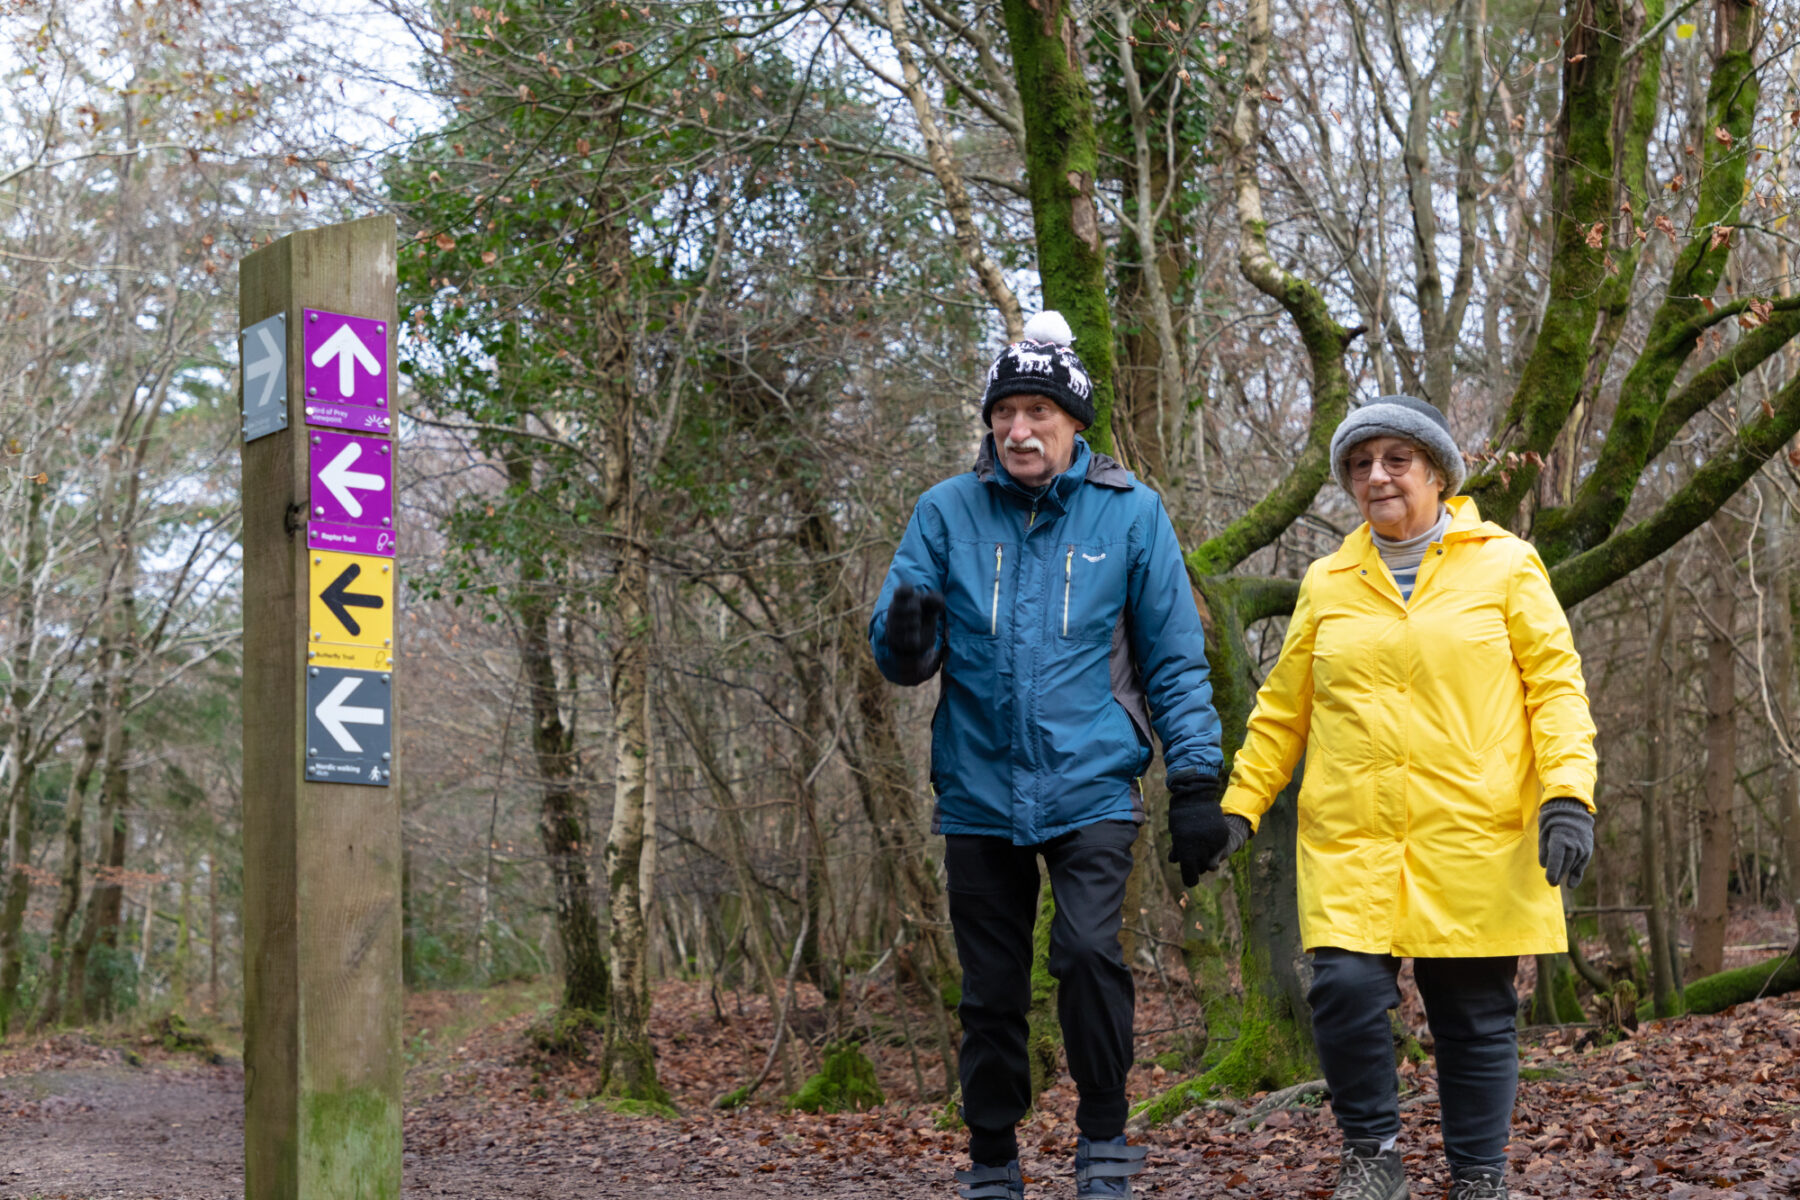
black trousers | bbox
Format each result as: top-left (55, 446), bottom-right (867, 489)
top-left (946, 819), bottom-right (1139, 1166)
top-left (1307, 949), bottom-right (1520, 1175)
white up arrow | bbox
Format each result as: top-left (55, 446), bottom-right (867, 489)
top-left (310, 323), bottom-right (381, 397)
top-left (245, 324), bottom-right (282, 410)
top-left (316, 675), bottom-right (384, 753)
top-left (318, 442), bottom-right (385, 518)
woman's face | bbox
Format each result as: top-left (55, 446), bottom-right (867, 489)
top-left (1348, 435), bottom-right (1442, 539)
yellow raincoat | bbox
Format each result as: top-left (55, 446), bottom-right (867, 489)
top-left (1220, 495), bottom-right (1596, 957)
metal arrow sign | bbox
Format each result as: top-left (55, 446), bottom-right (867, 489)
top-left (311, 324), bottom-right (381, 397)
top-left (318, 442), bottom-right (384, 518)
top-left (302, 308), bottom-right (389, 430)
top-left (316, 674), bottom-right (383, 751)
top-left (240, 313), bottom-right (288, 441)
top-left (320, 560), bottom-right (384, 637)
top-left (305, 667), bottom-right (392, 786)
top-left (309, 549), bottom-right (394, 670)
top-left (307, 431), bottom-right (392, 530)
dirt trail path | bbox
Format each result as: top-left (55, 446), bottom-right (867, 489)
top-left (3, 985), bottom-right (1798, 1198)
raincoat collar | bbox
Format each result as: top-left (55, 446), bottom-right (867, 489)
top-left (1326, 494), bottom-right (1502, 573)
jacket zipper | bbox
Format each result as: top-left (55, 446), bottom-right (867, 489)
top-left (1027, 503), bottom-right (1038, 530)
top-left (991, 544), bottom-right (1003, 635)
top-left (1063, 545), bottom-right (1074, 635)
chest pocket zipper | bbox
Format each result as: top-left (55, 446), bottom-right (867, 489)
top-left (1063, 545), bottom-right (1074, 635)
top-left (991, 544), bottom-right (1003, 635)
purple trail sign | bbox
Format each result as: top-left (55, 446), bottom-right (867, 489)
top-left (308, 431), bottom-right (393, 532)
top-left (302, 307), bottom-right (391, 433)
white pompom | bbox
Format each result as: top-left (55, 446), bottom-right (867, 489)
top-left (1021, 310), bottom-right (1074, 346)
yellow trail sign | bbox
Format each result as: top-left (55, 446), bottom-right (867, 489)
top-left (309, 549), bottom-right (395, 670)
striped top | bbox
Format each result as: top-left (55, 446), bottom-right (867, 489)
top-left (1373, 508), bottom-right (1451, 603)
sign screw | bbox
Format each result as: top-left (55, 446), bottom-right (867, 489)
top-left (314, 506), bottom-right (324, 516)
top-left (312, 434), bottom-right (321, 445)
top-left (382, 752), bottom-right (391, 762)
top-left (308, 312), bottom-right (317, 322)
top-left (309, 387), bottom-right (318, 397)
top-left (313, 632), bottom-right (322, 641)
top-left (380, 444), bottom-right (389, 455)
top-left (383, 638), bottom-right (391, 646)
top-left (381, 517), bottom-right (391, 527)
top-left (313, 556), bottom-right (322, 564)
top-left (376, 323), bottom-right (384, 333)
top-left (310, 667), bottom-right (319, 676)
top-left (309, 748), bottom-right (316, 756)
top-left (382, 674), bottom-right (391, 684)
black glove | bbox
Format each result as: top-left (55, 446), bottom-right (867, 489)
top-left (1538, 798), bottom-right (1594, 888)
top-left (885, 583), bottom-right (944, 663)
top-left (1166, 771), bottom-right (1242, 887)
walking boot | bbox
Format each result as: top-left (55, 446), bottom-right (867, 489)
top-left (1330, 1138), bottom-right (1408, 1200)
top-left (1074, 1135), bottom-right (1147, 1197)
top-left (1446, 1166), bottom-right (1508, 1199)
top-left (953, 1160), bottom-right (1023, 1200)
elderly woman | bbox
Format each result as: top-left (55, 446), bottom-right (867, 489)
top-left (1184, 396), bottom-right (1597, 1200)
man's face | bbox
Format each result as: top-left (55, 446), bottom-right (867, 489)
top-left (990, 393), bottom-right (1082, 488)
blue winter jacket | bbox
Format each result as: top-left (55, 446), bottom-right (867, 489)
top-left (870, 435), bottom-right (1222, 844)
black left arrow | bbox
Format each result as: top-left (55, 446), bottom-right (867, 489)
top-left (320, 561), bottom-right (384, 636)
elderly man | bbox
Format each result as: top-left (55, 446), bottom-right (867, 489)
top-left (870, 312), bottom-right (1223, 1200)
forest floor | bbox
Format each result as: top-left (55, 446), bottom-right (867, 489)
top-left (1, 922), bottom-right (1796, 1198)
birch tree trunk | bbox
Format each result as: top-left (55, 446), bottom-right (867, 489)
top-left (600, 533), bottom-right (669, 1106)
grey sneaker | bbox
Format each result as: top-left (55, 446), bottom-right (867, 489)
top-left (1073, 1135), bottom-right (1147, 1197)
top-left (1331, 1138), bottom-right (1408, 1200)
top-left (1447, 1167), bottom-right (1508, 1199)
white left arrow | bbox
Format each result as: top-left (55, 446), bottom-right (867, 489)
top-left (245, 324), bottom-right (282, 410)
top-left (316, 676), bottom-right (383, 753)
top-left (310, 323), bottom-right (381, 397)
top-left (318, 442), bottom-right (385, 518)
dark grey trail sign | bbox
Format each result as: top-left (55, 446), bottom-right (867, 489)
top-left (240, 216), bottom-right (402, 1199)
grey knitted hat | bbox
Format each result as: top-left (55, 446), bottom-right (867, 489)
top-left (1329, 395), bottom-right (1466, 496)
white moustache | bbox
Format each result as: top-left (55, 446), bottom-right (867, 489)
top-left (1005, 436), bottom-right (1046, 455)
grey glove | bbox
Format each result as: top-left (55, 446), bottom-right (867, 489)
top-left (1538, 798), bottom-right (1593, 888)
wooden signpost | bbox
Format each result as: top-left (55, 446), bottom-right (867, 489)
top-left (240, 216), bottom-right (402, 1199)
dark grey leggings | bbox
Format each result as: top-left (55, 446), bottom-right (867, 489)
top-left (1307, 949), bottom-right (1520, 1174)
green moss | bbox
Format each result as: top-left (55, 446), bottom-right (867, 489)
top-left (784, 1041), bottom-right (886, 1113)
top-left (523, 1006), bottom-right (601, 1060)
top-left (606, 1096), bottom-right (680, 1118)
top-left (301, 1087), bottom-right (401, 1200)
top-left (1130, 1005), bottom-right (1315, 1127)
top-left (939, 980), bottom-right (962, 1011)
top-left (999, 0), bottom-right (1117, 449)
top-left (597, 1026), bottom-right (675, 1112)
top-left (155, 1012), bottom-right (215, 1057)
top-left (1518, 1065), bottom-right (1570, 1082)
top-left (1676, 953), bottom-right (1800, 1016)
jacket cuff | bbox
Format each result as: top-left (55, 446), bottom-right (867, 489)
top-left (1539, 796), bottom-right (1593, 825)
top-left (1219, 787), bottom-right (1264, 833)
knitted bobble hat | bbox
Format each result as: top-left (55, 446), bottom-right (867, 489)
top-left (980, 311), bottom-right (1097, 429)
top-left (1329, 394), bottom-right (1467, 496)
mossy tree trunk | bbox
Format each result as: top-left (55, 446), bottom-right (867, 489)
top-left (1001, 0), bottom-right (1119, 453)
